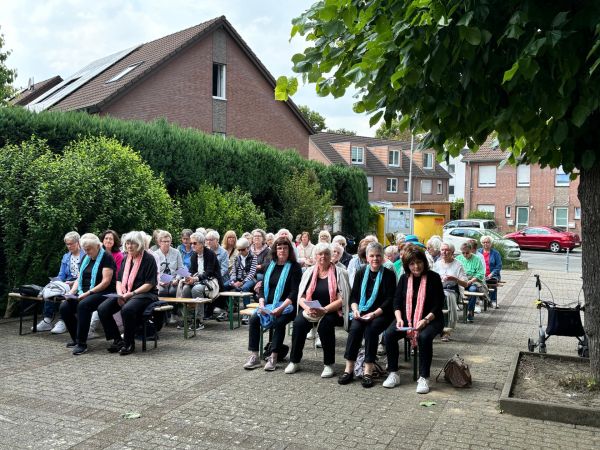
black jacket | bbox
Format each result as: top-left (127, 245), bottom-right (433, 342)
top-left (394, 270), bottom-right (444, 328)
top-left (190, 247), bottom-right (224, 289)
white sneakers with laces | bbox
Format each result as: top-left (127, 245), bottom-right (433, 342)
top-left (416, 376), bottom-right (430, 394)
top-left (243, 354), bottom-right (261, 370)
top-left (383, 371), bottom-right (400, 388)
top-left (264, 355), bottom-right (276, 371)
top-left (285, 362), bottom-right (299, 374)
top-left (321, 365), bottom-right (335, 378)
top-left (50, 319), bottom-right (67, 334)
top-left (306, 327), bottom-right (316, 340)
top-left (34, 318), bottom-right (53, 332)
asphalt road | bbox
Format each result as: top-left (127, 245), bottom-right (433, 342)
top-left (520, 247), bottom-right (582, 273)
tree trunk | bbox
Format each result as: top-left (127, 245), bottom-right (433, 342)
top-left (578, 169), bottom-right (600, 381)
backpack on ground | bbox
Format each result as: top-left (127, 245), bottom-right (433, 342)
top-left (262, 342), bottom-right (289, 362)
top-left (353, 348), bottom-right (386, 378)
top-left (436, 354), bottom-right (472, 387)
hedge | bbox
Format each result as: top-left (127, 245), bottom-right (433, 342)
top-left (0, 107), bottom-right (370, 237)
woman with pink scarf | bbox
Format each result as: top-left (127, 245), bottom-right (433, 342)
top-left (285, 243), bottom-right (350, 378)
top-left (98, 231), bottom-right (159, 355)
top-left (383, 246), bottom-right (444, 394)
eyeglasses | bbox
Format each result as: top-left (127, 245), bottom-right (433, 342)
top-left (191, 242), bottom-right (199, 245)
top-left (462, 251), bottom-right (470, 255)
top-left (238, 247), bottom-right (249, 252)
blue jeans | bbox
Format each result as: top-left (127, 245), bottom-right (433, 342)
top-left (467, 284), bottom-right (480, 312)
top-left (43, 300), bottom-right (58, 319)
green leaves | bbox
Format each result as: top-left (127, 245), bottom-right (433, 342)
top-left (459, 26), bottom-right (481, 45)
top-left (275, 76), bottom-right (298, 101)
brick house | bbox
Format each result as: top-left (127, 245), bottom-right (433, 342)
top-left (462, 138), bottom-right (581, 234)
top-left (310, 132), bottom-right (450, 203)
top-left (21, 16), bottom-right (313, 156)
top-left (10, 76), bottom-right (63, 106)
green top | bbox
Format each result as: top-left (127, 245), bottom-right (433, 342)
top-left (456, 254), bottom-right (485, 281)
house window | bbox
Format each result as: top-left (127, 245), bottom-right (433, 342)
top-left (517, 164), bottom-right (530, 187)
top-left (478, 165), bottom-right (497, 187)
top-left (516, 207), bottom-right (529, 229)
top-left (436, 180), bottom-right (443, 194)
top-left (367, 176), bottom-right (373, 193)
top-left (554, 207), bottom-right (568, 227)
top-left (478, 204), bottom-right (495, 215)
top-left (421, 179), bottom-right (432, 194)
top-left (449, 185), bottom-right (455, 195)
top-left (448, 164), bottom-right (455, 174)
top-left (574, 207), bottom-right (581, 220)
top-left (403, 179), bottom-right (409, 193)
top-left (505, 206), bottom-right (512, 218)
top-left (555, 166), bottom-right (569, 186)
top-left (388, 149), bottom-right (400, 167)
top-left (423, 152), bottom-right (434, 169)
top-left (351, 146), bottom-right (364, 164)
top-left (106, 62), bottom-right (144, 83)
top-left (212, 63), bottom-right (226, 98)
top-left (386, 178), bottom-right (398, 193)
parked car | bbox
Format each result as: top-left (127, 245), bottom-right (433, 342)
top-left (443, 228), bottom-right (522, 260)
top-left (443, 219), bottom-right (498, 232)
top-left (504, 226), bottom-right (581, 253)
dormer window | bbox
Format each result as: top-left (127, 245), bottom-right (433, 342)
top-left (388, 149), bottom-right (400, 167)
top-left (351, 146), bottom-right (364, 164)
top-left (423, 152), bottom-right (434, 169)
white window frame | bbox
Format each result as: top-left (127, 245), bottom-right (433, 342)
top-left (478, 165), bottom-right (497, 187)
top-left (436, 180), bottom-right (443, 194)
top-left (554, 207), bottom-right (568, 227)
top-left (555, 166), bottom-right (570, 187)
top-left (351, 146), bottom-right (364, 164)
top-left (574, 207), bottom-right (581, 220)
top-left (516, 164), bottom-right (530, 187)
top-left (421, 179), bottom-right (432, 194)
top-left (106, 62), bottom-right (144, 83)
top-left (403, 179), bottom-right (409, 193)
top-left (477, 204), bottom-right (495, 214)
top-left (212, 63), bottom-right (226, 99)
top-left (386, 178), bottom-right (398, 193)
top-left (505, 206), bottom-right (512, 218)
top-left (423, 152), bottom-right (434, 169)
top-left (367, 176), bottom-right (373, 193)
top-left (388, 149), bottom-right (400, 167)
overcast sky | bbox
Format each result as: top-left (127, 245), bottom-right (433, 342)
top-left (2, 0), bottom-right (377, 136)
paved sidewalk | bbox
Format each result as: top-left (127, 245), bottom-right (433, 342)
top-left (0, 269), bottom-right (597, 449)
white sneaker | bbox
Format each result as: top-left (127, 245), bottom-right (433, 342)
top-left (34, 318), bottom-right (53, 332)
top-left (87, 330), bottom-right (99, 340)
top-left (285, 362), bottom-right (299, 374)
top-left (321, 365), bottom-right (335, 378)
top-left (51, 320), bottom-right (67, 334)
top-left (315, 337), bottom-right (322, 348)
top-left (167, 315), bottom-right (178, 325)
top-left (243, 354), bottom-right (261, 370)
top-left (416, 376), bottom-right (430, 394)
top-left (306, 327), bottom-right (316, 340)
top-left (264, 355), bottom-right (276, 371)
top-left (474, 304), bottom-right (482, 314)
top-left (383, 371), bottom-right (400, 388)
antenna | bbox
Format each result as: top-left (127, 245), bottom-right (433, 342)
top-left (27, 77), bottom-right (34, 90)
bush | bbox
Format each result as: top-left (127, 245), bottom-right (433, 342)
top-left (179, 184), bottom-right (267, 237)
top-left (0, 136), bottom-right (180, 314)
top-left (467, 210), bottom-right (495, 220)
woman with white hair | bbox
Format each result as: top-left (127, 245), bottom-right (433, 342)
top-left (60, 233), bottom-right (117, 355)
top-left (426, 236), bottom-right (443, 264)
top-left (317, 230), bottom-right (332, 244)
top-left (153, 230), bottom-right (184, 297)
top-left (332, 235), bottom-right (352, 267)
top-left (297, 231), bottom-right (315, 267)
top-left (250, 228), bottom-right (271, 281)
top-left (265, 233), bottom-right (275, 248)
top-left (477, 235), bottom-right (502, 308)
top-left (98, 231), bottom-right (159, 355)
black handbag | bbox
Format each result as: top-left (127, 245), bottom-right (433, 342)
top-left (18, 284), bottom-right (43, 297)
top-left (546, 304), bottom-right (585, 337)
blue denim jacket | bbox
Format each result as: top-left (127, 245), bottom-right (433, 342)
top-left (57, 250), bottom-right (85, 282)
top-left (478, 248), bottom-right (502, 279)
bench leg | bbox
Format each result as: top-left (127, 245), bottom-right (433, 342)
top-left (142, 319), bottom-right (147, 352)
top-left (259, 326), bottom-right (264, 359)
top-left (182, 306), bottom-right (189, 339)
top-left (19, 299), bottom-right (25, 336)
top-left (413, 345), bottom-right (418, 382)
top-left (228, 297), bottom-right (234, 330)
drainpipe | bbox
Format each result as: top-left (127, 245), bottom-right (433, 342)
top-left (408, 134), bottom-right (414, 208)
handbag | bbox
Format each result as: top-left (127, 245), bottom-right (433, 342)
top-left (18, 284), bottom-right (43, 297)
top-left (436, 354), bottom-right (472, 388)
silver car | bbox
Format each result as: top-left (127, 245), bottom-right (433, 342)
top-left (443, 228), bottom-right (521, 260)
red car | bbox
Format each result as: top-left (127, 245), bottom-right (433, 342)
top-left (504, 226), bottom-right (581, 253)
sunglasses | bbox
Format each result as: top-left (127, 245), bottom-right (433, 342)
top-left (191, 242), bottom-right (199, 245)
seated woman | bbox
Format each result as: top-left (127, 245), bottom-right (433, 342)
top-left (477, 235), bottom-right (502, 308)
top-left (383, 245), bottom-right (445, 393)
top-left (59, 233), bottom-right (117, 355)
top-left (224, 237), bottom-right (257, 299)
top-left (285, 243), bottom-right (350, 377)
top-left (243, 237), bottom-right (302, 371)
top-left (297, 231), bottom-right (315, 268)
top-left (153, 230), bottom-right (184, 297)
top-left (97, 231), bottom-right (159, 355)
top-left (222, 230), bottom-right (238, 273)
top-left (456, 242), bottom-right (486, 323)
top-left (433, 242), bottom-right (467, 341)
top-left (338, 242), bottom-right (396, 388)
top-left (250, 228), bottom-right (271, 281)
top-left (178, 229), bottom-right (194, 270)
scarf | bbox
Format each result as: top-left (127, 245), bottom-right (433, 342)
top-left (404, 273), bottom-right (428, 348)
top-left (305, 264), bottom-right (337, 305)
top-left (120, 253), bottom-right (142, 295)
top-left (263, 261), bottom-right (291, 305)
top-left (78, 247), bottom-right (105, 295)
top-left (358, 267), bottom-right (384, 312)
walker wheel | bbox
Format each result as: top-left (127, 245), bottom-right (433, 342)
top-left (527, 338), bottom-right (535, 352)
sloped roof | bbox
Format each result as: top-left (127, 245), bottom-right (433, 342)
top-left (310, 132), bottom-right (451, 178)
top-left (461, 136), bottom-right (508, 162)
top-left (10, 76), bottom-right (63, 106)
top-left (25, 16), bottom-right (313, 133)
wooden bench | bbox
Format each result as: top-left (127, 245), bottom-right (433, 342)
top-left (158, 297), bottom-right (212, 339)
top-left (461, 291), bottom-right (485, 322)
top-left (141, 304), bottom-right (173, 352)
top-left (220, 291), bottom-right (255, 330)
top-left (240, 307), bottom-right (274, 359)
top-left (8, 292), bottom-right (63, 335)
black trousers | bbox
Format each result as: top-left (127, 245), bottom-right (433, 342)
top-left (343, 315), bottom-right (391, 364)
top-left (248, 312), bottom-right (294, 354)
top-left (59, 293), bottom-right (107, 344)
top-left (98, 293), bottom-right (157, 346)
top-left (290, 312), bottom-right (343, 365)
top-left (384, 320), bottom-right (443, 378)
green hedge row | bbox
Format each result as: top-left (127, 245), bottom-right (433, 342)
top-left (0, 107), bottom-right (369, 237)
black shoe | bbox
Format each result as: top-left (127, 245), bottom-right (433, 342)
top-left (119, 344), bottom-right (135, 355)
top-left (72, 344), bottom-right (88, 355)
top-left (107, 339), bottom-right (124, 353)
top-left (338, 372), bottom-right (354, 385)
top-left (361, 374), bottom-right (374, 388)
top-left (66, 341), bottom-right (77, 348)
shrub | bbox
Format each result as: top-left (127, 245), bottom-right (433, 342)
top-left (467, 210), bottom-right (495, 220)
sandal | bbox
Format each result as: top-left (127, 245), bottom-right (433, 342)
top-left (441, 334), bottom-right (450, 342)
top-left (361, 374), bottom-right (374, 388)
top-left (338, 372), bottom-right (354, 385)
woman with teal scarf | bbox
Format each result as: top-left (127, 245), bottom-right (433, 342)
top-left (243, 236), bottom-right (302, 371)
top-left (338, 242), bottom-right (397, 388)
top-left (60, 233), bottom-right (117, 355)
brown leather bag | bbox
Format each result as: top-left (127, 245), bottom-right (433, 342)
top-left (436, 354), bottom-right (472, 387)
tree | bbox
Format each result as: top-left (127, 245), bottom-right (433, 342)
top-left (375, 119), bottom-right (413, 141)
top-left (326, 127), bottom-right (356, 136)
top-left (0, 27), bottom-right (17, 105)
top-left (298, 104), bottom-right (326, 132)
top-left (278, 1), bottom-right (600, 380)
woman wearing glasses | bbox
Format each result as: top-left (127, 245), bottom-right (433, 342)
top-left (456, 242), bottom-right (486, 323)
top-left (153, 230), bottom-right (184, 297)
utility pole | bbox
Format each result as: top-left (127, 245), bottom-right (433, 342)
top-left (408, 133), bottom-right (414, 208)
